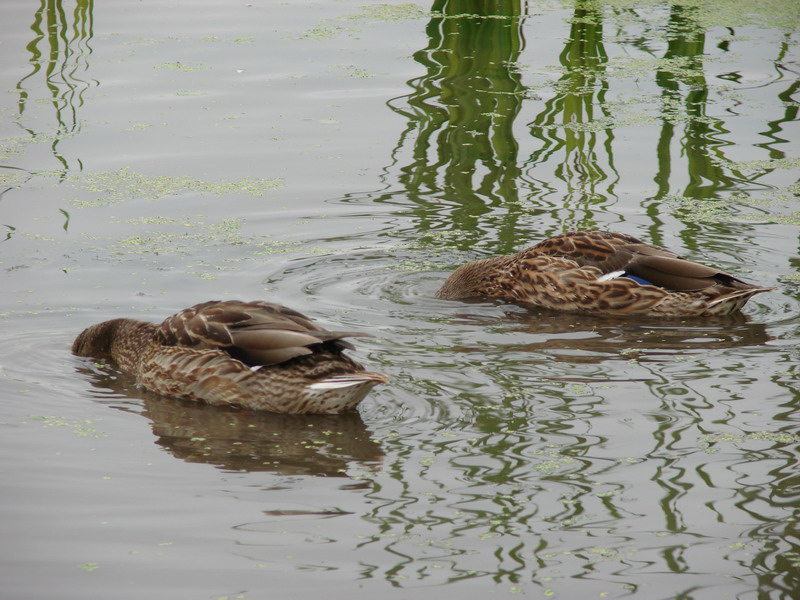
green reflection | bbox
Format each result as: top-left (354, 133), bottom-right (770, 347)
top-left (653, 3), bottom-right (736, 202)
top-left (525, 3), bottom-right (616, 229)
top-left (356, 4), bottom-right (798, 590)
top-left (754, 38), bottom-right (798, 162)
top-left (646, 4), bottom-right (798, 249)
top-left (382, 0), bottom-right (527, 253)
top-left (14, 0), bottom-right (96, 174)
top-left (375, 0), bottom-right (797, 254)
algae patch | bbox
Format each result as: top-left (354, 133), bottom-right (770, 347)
top-left (337, 64), bottom-right (374, 79)
top-left (664, 196), bottom-right (742, 224)
top-left (154, 62), bottom-right (209, 72)
top-left (344, 3), bottom-right (426, 22)
top-left (698, 430), bottom-right (800, 449)
top-left (566, 0), bottom-right (800, 31)
top-left (716, 156), bottom-right (800, 175)
top-left (302, 3), bottom-right (425, 40)
top-left (29, 415), bottom-right (107, 438)
top-left (111, 217), bottom-right (246, 257)
top-left (90, 215), bottom-right (319, 279)
top-left (0, 172), bottom-right (28, 187)
top-left (69, 167), bottom-right (285, 207)
top-left (664, 185), bottom-right (800, 225)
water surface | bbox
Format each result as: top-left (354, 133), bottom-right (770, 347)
top-left (1, 1), bottom-right (799, 599)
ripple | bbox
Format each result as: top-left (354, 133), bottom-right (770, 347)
top-left (255, 244), bottom-right (793, 435)
top-left (262, 248), bottom-right (474, 426)
top-left (266, 248), bottom-right (779, 362)
top-left (268, 249), bottom-right (445, 325)
top-left (0, 314), bottom-right (89, 403)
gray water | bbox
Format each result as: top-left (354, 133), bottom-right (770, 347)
top-left (1, 1), bottom-right (799, 598)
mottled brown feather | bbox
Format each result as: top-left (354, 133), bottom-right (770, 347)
top-left (436, 230), bottom-right (773, 316)
top-left (72, 300), bottom-right (387, 414)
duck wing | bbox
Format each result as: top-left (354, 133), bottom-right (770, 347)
top-left (530, 230), bottom-right (758, 292)
top-left (156, 300), bottom-right (371, 367)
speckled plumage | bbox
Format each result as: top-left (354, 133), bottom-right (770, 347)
top-left (436, 230), bottom-right (773, 316)
top-left (72, 300), bottom-right (387, 414)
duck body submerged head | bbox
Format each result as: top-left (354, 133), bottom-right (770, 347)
top-left (72, 300), bottom-right (387, 414)
top-left (436, 230), bottom-right (774, 316)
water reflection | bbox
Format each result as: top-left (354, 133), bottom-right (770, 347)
top-left (2, 2), bottom-right (790, 596)
top-left (380, 0), bottom-right (528, 252)
top-left (280, 4), bottom-right (795, 592)
top-left (143, 399), bottom-right (384, 477)
top-left (652, 3), bottom-right (738, 203)
top-left (14, 0), bottom-right (96, 173)
top-left (374, 0), bottom-right (798, 254)
top-left (354, 365), bottom-right (799, 591)
top-left (444, 306), bottom-right (772, 363)
top-left (525, 3), bottom-right (618, 224)
top-left (77, 367), bottom-right (384, 477)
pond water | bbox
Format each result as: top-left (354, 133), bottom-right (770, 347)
top-left (1, 1), bottom-right (799, 598)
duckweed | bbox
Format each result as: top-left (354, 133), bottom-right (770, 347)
top-left (69, 167), bottom-right (285, 207)
top-left (153, 62), bottom-right (209, 72)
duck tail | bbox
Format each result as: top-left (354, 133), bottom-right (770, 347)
top-left (706, 286), bottom-right (775, 308)
top-left (308, 372), bottom-right (389, 390)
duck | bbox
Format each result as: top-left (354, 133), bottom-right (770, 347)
top-left (436, 230), bottom-right (773, 316)
top-left (72, 300), bottom-right (388, 414)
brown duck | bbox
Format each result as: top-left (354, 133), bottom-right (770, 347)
top-left (436, 230), bottom-right (773, 316)
top-left (72, 300), bottom-right (387, 414)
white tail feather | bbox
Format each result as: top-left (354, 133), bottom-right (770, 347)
top-left (309, 375), bottom-right (376, 390)
top-left (596, 270), bottom-right (626, 282)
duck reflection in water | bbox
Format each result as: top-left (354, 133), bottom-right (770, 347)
top-left (444, 306), bottom-right (771, 366)
top-left (75, 366), bottom-right (384, 477)
top-left (144, 397), bottom-right (383, 477)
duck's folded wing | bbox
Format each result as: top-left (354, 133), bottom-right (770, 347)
top-left (531, 231), bottom-right (765, 292)
top-left (156, 300), bottom-right (372, 366)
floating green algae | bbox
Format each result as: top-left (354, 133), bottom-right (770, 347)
top-left (153, 61), bottom-right (209, 72)
top-left (302, 3), bottom-right (425, 39)
top-left (662, 192), bottom-right (797, 225)
top-left (698, 430), bottom-right (800, 448)
top-left (29, 415), bottom-right (107, 438)
top-left (664, 196), bottom-right (740, 223)
top-left (606, 55), bottom-right (708, 80)
top-left (344, 3), bottom-right (426, 22)
top-left (563, 0), bottom-right (800, 31)
top-left (201, 35), bottom-right (253, 44)
top-left (0, 132), bottom-right (76, 162)
top-left (716, 156), bottom-right (800, 174)
top-left (301, 24), bottom-right (349, 41)
top-left (110, 217), bottom-right (246, 257)
top-left (672, 0), bottom-right (800, 30)
top-left (0, 172), bottom-right (28, 187)
top-left (752, 211), bottom-right (800, 226)
top-left (337, 64), bottom-right (374, 79)
top-left (69, 167), bottom-right (285, 207)
top-left (124, 216), bottom-right (178, 225)
top-left (666, 177), bottom-right (800, 226)
top-left (82, 214), bottom-right (326, 279)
